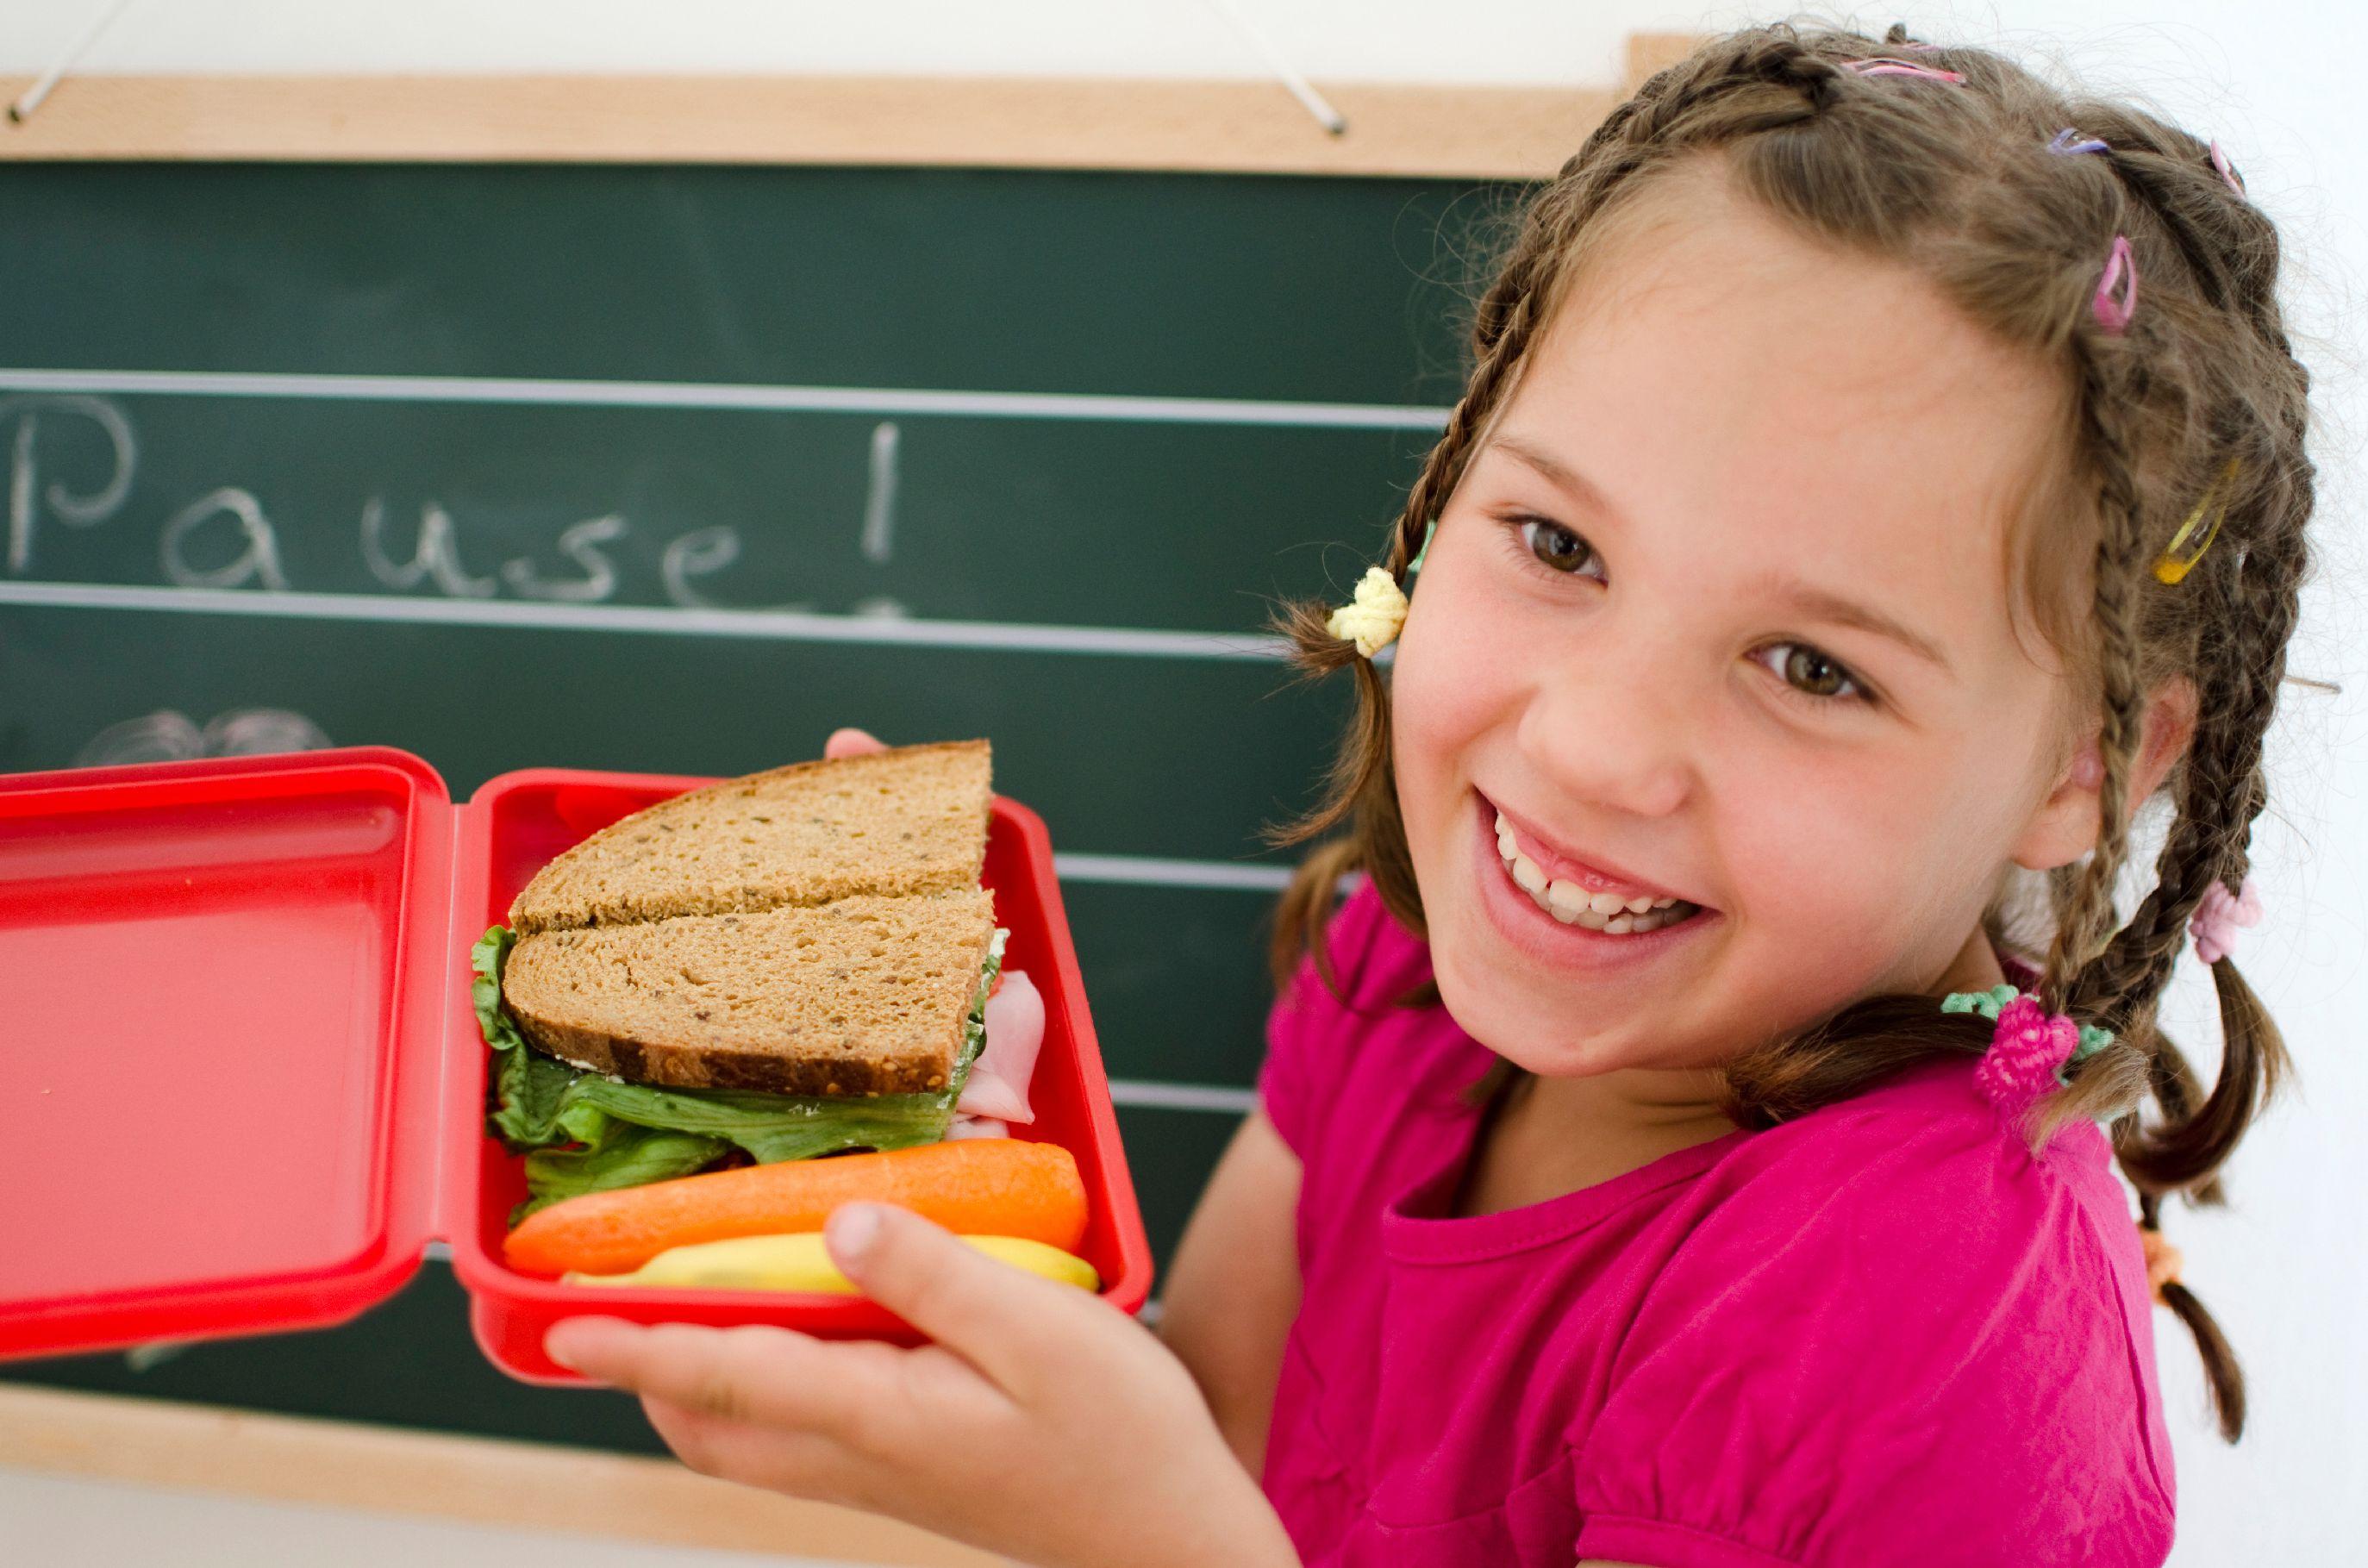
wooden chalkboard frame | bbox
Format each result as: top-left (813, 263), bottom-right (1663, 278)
top-left (0, 1384), bottom-right (1000, 1564)
top-left (0, 34), bottom-right (1698, 178)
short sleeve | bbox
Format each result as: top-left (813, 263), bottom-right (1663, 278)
top-left (1255, 878), bottom-right (1389, 1163)
top-left (1571, 1096), bottom-right (2175, 1568)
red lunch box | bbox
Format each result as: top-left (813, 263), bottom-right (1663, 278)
top-left (0, 744), bottom-right (1152, 1384)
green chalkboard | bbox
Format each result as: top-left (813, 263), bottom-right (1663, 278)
top-left (0, 159), bottom-right (1517, 1449)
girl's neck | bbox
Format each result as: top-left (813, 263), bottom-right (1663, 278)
top-left (1451, 924), bottom-right (2013, 1220)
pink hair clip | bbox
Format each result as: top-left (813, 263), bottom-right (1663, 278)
top-left (2209, 139), bottom-right (2248, 197)
top-left (2048, 128), bottom-right (2109, 156)
top-left (2092, 234), bottom-right (2138, 334)
top-left (2189, 874), bottom-right (2265, 965)
top-left (1840, 56), bottom-right (1965, 84)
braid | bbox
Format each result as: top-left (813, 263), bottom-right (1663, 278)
top-left (2041, 119), bottom-right (2314, 1198)
top-left (2039, 327), bottom-right (2152, 1012)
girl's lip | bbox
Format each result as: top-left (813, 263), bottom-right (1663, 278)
top-left (1478, 791), bottom-right (1706, 909)
top-left (1468, 792), bottom-right (1720, 967)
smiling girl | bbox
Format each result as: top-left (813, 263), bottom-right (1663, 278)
top-left (544, 23), bottom-right (2318, 1568)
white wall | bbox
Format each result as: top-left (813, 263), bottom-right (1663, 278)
top-left (5, 3), bottom-right (2361, 1563)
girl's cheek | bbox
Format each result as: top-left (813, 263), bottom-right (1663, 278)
top-left (1392, 568), bottom-right (1516, 814)
top-left (1720, 742), bottom-right (1986, 981)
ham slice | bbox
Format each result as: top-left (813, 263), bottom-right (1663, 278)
top-left (957, 969), bottom-right (1045, 1124)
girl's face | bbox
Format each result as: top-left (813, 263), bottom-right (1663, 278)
top-left (1392, 164), bottom-right (2102, 1078)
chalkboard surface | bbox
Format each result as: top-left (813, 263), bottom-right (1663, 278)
top-left (0, 159), bottom-right (1515, 1449)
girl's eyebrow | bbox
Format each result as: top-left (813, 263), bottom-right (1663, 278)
top-left (1744, 572), bottom-right (1956, 675)
top-left (1484, 430), bottom-right (1955, 677)
top-left (1487, 431), bottom-right (1621, 519)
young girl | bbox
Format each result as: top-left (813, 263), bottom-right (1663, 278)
top-left (540, 23), bottom-right (2316, 1567)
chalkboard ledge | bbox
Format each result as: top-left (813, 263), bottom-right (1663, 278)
top-left (0, 1383), bottom-right (1000, 1565)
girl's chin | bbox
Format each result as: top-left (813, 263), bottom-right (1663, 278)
top-left (1426, 958), bottom-right (1665, 1078)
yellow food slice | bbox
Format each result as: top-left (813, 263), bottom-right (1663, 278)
top-left (561, 1231), bottom-right (1099, 1293)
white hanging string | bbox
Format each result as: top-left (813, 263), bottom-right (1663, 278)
top-left (1196, 0), bottom-right (1346, 134)
top-left (9, 0), bottom-right (141, 124)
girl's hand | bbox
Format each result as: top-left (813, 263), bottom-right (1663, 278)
top-left (544, 1203), bottom-right (1302, 1568)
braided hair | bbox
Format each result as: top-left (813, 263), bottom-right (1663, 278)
top-left (1265, 21), bottom-right (2319, 1444)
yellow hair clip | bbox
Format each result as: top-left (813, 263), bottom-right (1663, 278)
top-left (2154, 459), bottom-right (2240, 585)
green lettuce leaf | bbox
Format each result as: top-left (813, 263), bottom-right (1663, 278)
top-left (515, 1124), bottom-right (731, 1224)
top-left (476, 922), bottom-right (1007, 1214)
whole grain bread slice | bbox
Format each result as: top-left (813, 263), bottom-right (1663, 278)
top-left (502, 889), bottom-right (997, 1095)
top-left (508, 739), bottom-right (990, 936)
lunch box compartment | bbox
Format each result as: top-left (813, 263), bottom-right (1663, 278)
top-left (0, 747), bottom-right (1152, 1384)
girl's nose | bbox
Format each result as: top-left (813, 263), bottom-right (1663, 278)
top-left (1515, 636), bottom-right (1695, 821)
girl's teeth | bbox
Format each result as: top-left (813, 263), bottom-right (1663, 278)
top-left (1493, 819), bottom-right (1696, 936)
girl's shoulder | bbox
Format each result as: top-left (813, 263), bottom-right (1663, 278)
top-left (1571, 1057), bottom-right (2177, 1565)
top-left (1690, 1053), bottom-right (2159, 1368)
top-left (1279, 873), bottom-right (1433, 1010)
top-left (1256, 878), bottom-right (1481, 1162)
top-left (1707, 1045), bottom-right (2139, 1252)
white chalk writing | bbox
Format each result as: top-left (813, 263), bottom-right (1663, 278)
top-left (361, 497), bottom-right (496, 597)
top-left (161, 487), bottom-right (289, 591)
top-left (2, 394), bottom-right (136, 574)
top-left (3, 397), bottom-right (914, 611)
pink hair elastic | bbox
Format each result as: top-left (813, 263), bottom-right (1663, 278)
top-left (1840, 56), bottom-right (1965, 84)
top-left (1941, 985), bottom-right (2115, 1124)
top-left (2048, 128), bottom-right (2109, 156)
top-left (2210, 139), bottom-right (2248, 197)
top-left (2189, 873), bottom-right (2265, 965)
top-left (2092, 234), bottom-right (2138, 334)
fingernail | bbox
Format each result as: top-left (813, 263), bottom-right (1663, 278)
top-left (546, 1328), bottom-right (581, 1371)
top-left (828, 1202), bottom-right (884, 1260)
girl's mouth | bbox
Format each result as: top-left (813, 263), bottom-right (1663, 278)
top-left (1493, 810), bottom-right (1706, 934)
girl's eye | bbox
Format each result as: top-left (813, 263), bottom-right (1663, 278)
top-left (1514, 517), bottom-right (1602, 577)
top-left (1756, 642), bottom-right (1871, 707)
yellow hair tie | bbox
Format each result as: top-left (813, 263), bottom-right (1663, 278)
top-left (1326, 567), bottom-right (1409, 657)
top-left (2154, 459), bottom-right (2240, 585)
top-left (1326, 519), bottom-right (1434, 659)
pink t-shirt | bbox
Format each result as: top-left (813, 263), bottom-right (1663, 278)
top-left (1255, 880), bottom-right (2176, 1567)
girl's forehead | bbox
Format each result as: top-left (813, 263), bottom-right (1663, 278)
top-left (1485, 186), bottom-right (2071, 670)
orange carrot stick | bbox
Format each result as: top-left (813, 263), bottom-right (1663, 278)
top-left (504, 1138), bottom-right (1088, 1278)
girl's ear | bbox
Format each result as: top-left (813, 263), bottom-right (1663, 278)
top-left (2012, 675), bottom-right (2201, 873)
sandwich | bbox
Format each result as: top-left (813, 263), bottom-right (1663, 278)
top-left (472, 739), bottom-right (1038, 1221)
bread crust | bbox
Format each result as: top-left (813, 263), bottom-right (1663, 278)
top-left (511, 1021), bottom-right (953, 1096)
top-left (509, 738), bottom-right (990, 936)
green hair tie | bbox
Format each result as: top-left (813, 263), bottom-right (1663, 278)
top-left (1406, 516), bottom-right (1437, 577)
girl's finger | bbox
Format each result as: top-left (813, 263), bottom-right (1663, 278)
top-left (824, 727), bottom-right (888, 759)
top-left (547, 1316), bottom-right (896, 1446)
top-left (822, 1203), bottom-right (1102, 1395)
